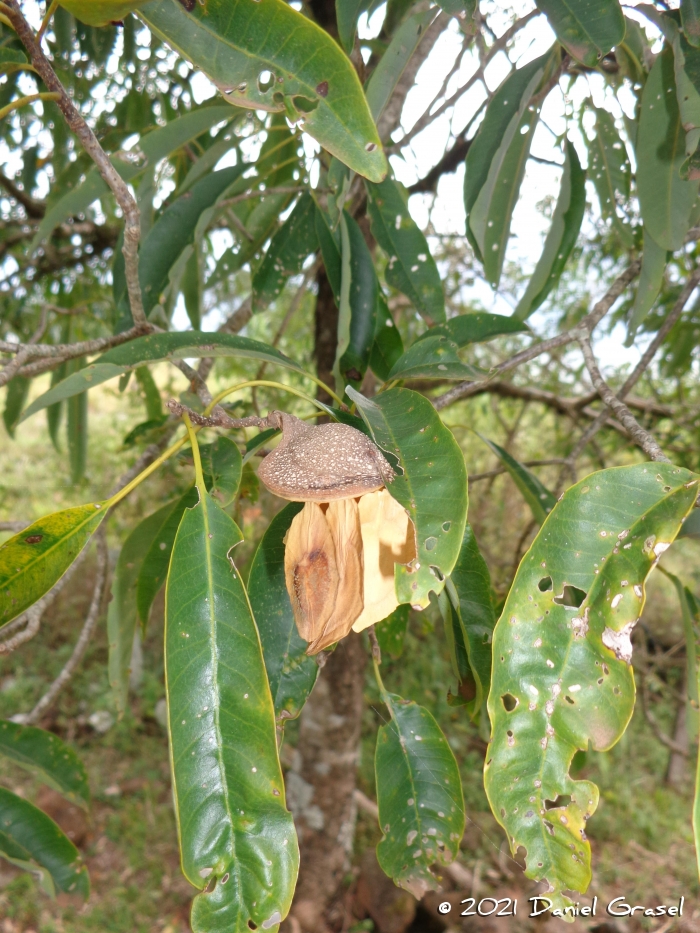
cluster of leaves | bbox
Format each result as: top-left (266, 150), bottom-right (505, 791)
top-left (3, 0), bottom-right (700, 930)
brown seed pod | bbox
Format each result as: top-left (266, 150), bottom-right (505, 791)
top-left (284, 502), bottom-right (339, 643)
top-left (258, 412), bottom-right (395, 502)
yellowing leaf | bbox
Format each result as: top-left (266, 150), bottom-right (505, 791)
top-left (58, 0), bottom-right (143, 26)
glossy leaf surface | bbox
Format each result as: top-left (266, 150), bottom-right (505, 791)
top-left (375, 693), bottom-right (465, 898)
top-left (347, 387), bottom-right (468, 608)
top-left (336, 0), bottom-right (366, 53)
top-left (366, 176), bottom-right (444, 325)
top-left (248, 503), bottom-right (319, 721)
top-left (20, 333), bottom-right (303, 423)
top-left (165, 485), bottom-right (298, 932)
top-left (477, 434), bottom-right (556, 524)
top-left (369, 294), bottom-right (404, 382)
top-left (108, 502), bottom-right (174, 716)
top-left (139, 0), bottom-right (387, 182)
top-left (387, 334), bottom-right (482, 382)
top-left (0, 504), bottom-right (105, 628)
top-left (485, 464), bottom-right (698, 910)
top-left (252, 193), bottom-right (318, 310)
top-left (376, 605), bottom-right (409, 660)
top-left (0, 787), bottom-right (89, 897)
top-left (534, 0), bottom-right (625, 66)
top-left (637, 46), bottom-right (699, 250)
top-left (515, 141), bottom-right (585, 320)
top-left (0, 721), bottom-right (89, 809)
top-left (200, 438), bottom-right (243, 509)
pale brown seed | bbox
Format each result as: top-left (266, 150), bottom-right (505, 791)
top-left (258, 411), bottom-right (395, 502)
top-left (306, 498), bottom-right (364, 654)
top-left (284, 503), bottom-right (339, 642)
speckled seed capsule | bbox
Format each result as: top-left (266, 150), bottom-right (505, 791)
top-left (257, 411), bottom-right (396, 502)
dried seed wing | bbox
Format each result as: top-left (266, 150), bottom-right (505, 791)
top-left (284, 502), bottom-right (339, 643)
top-left (353, 490), bottom-right (416, 632)
top-left (307, 498), bottom-right (364, 654)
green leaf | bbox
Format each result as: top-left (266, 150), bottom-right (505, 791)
top-left (476, 434), bottom-right (556, 524)
top-left (485, 463), bottom-right (699, 910)
top-left (416, 311), bottom-right (529, 346)
top-left (625, 229), bottom-right (668, 344)
top-left (470, 98), bottom-right (541, 288)
top-left (0, 503), bottom-right (106, 628)
top-left (364, 8), bottom-right (438, 123)
top-left (0, 787), bottom-right (89, 897)
top-left (165, 480), bottom-right (298, 932)
top-left (3, 376), bottom-right (31, 438)
top-left (339, 211), bottom-right (379, 385)
top-left (375, 693), bottom-right (465, 898)
top-left (464, 54), bottom-right (548, 262)
top-left (108, 502), bottom-right (175, 717)
top-left (32, 105), bottom-right (234, 249)
top-left (336, 0), bottom-right (367, 54)
top-left (375, 605), bottom-right (409, 660)
top-left (201, 438), bottom-right (243, 508)
top-left (252, 193), bottom-right (318, 310)
top-left (182, 246), bottom-right (202, 331)
top-left (134, 365), bottom-right (163, 421)
top-left (534, 0), bottom-right (625, 67)
top-left (515, 140), bottom-right (586, 320)
top-left (366, 176), bottom-right (445, 325)
top-left (0, 721), bottom-right (89, 810)
top-left (67, 382), bottom-right (88, 485)
top-left (58, 0), bottom-right (142, 27)
top-left (347, 387), bottom-right (468, 608)
top-left (139, 0), bottom-right (387, 182)
top-left (20, 333), bottom-right (305, 424)
top-left (47, 363), bottom-right (67, 452)
top-left (0, 48), bottom-right (29, 76)
top-left (136, 488), bottom-right (198, 627)
top-left (588, 108), bottom-right (632, 245)
top-left (369, 292), bottom-right (404, 382)
top-left (679, 507), bottom-right (700, 537)
top-left (248, 503), bottom-right (319, 721)
top-left (682, 0), bottom-right (700, 47)
top-left (637, 46), bottom-right (699, 251)
top-left (444, 523), bottom-right (495, 718)
top-left (387, 334), bottom-right (482, 382)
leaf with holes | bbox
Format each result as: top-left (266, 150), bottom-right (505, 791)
top-left (136, 488), bottom-right (198, 627)
top-left (375, 693), bottom-right (465, 898)
top-left (19, 332), bottom-right (304, 424)
top-left (165, 477), bottom-right (298, 932)
top-left (366, 176), bottom-right (444, 325)
top-left (0, 721), bottom-right (89, 810)
top-left (248, 503), bottom-right (319, 722)
top-left (347, 387), bottom-right (468, 608)
top-left (370, 293), bottom-right (404, 382)
top-left (515, 141), bottom-right (586, 320)
top-left (637, 46), bottom-right (699, 250)
top-left (477, 434), bottom-right (556, 525)
top-left (443, 524), bottom-right (495, 718)
top-left (252, 193), bottom-right (318, 310)
top-left (588, 108), bottom-right (632, 245)
top-left (464, 54), bottom-right (549, 262)
top-left (485, 463), bottom-right (698, 912)
top-left (108, 501), bottom-right (175, 717)
top-left (376, 605), bottom-right (409, 660)
top-left (0, 787), bottom-right (89, 898)
top-left (201, 438), bottom-right (243, 509)
top-left (534, 0), bottom-right (625, 67)
top-left (0, 503), bottom-right (106, 628)
top-left (139, 0), bottom-right (387, 182)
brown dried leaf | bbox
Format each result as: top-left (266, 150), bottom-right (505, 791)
top-left (307, 498), bottom-right (364, 653)
top-left (353, 490), bottom-right (416, 633)
top-left (284, 502), bottom-right (339, 643)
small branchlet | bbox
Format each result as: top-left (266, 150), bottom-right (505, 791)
top-left (166, 399), bottom-right (270, 430)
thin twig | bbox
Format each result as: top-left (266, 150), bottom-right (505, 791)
top-left (166, 399), bottom-right (268, 430)
top-left (5, 0), bottom-right (148, 330)
top-left (579, 336), bottom-right (670, 462)
top-left (0, 520), bottom-right (30, 532)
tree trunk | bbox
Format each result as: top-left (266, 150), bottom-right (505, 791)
top-left (287, 634), bottom-right (367, 933)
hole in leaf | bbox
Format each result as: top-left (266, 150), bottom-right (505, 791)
top-left (538, 576), bottom-right (553, 592)
top-left (565, 695), bottom-right (575, 705)
top-left (442, 521), bottom-right (451, 532)
top-left (613, 686), bottom-right (621, 695)
top-left (500, 808), bottom-right (506, 817)
top-left (544, 795), bottom-right (572, 810)
top-left (204, 877), bottom-right (216, 894)
top-left (543, 819), bottom-right (555, 836)
top-left (293, 96), bottom-right (319, 113)
top-left (272, 91), bottom-right (284, 105)
top-left (248, 922), bottom-right (258, 931)
top-left (554, 585), bottom-right (587, 608)
top-left (501, 693), bottom-right (518, 712)
top-left (258, 70), bottom-right (274, 92)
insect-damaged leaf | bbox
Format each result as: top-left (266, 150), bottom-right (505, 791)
top-left (375, 693), bottom-right (465, 898)
top-left (366, 176), bottom-right (445, 325)
top-left (248, 503), bottom-right (319, 721)
top-left (252, 193), bottom-right (318, 310)
top-left (369, 293), bottom-right (404, 382)
top-left (515, 140), bottom-right (586, 320)
top-left (347, 387), bottom-right (468, 608)
top-left (477, 434), bottom-right (556, 525)
top-left (108, 502), bottom-right (176, 717)
top-left (0, 787), bottom-right (89, 898)
top-left (138, 0), bottom-right (387, 182)
top-left (587, 108), bottom-right (633, 247)
top-left (534, 0), bottom-right (625, 67)
top-left (376, 604), bottom-right (409, 660)
top-left (485, 463), bottom-right (698, 912)
top-left (165, 483), bottom-right (298, 932)
top-left (0, 504), bottom-right (106, 628)
top-left (0, 721), bottom-right (89, 810)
